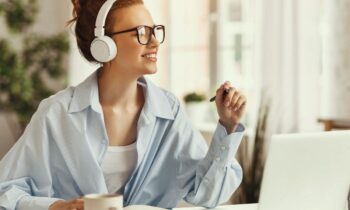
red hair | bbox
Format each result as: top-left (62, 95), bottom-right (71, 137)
top-left (68, 0), bottom-right (144, 63)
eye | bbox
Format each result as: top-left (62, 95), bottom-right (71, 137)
top-left (138, 27), bottom-right (146, 36)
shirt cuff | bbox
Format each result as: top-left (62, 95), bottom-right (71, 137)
top-left (17, 195), bottom-right (63, 210)
top-left (207, 122), bottom-right (245, 167)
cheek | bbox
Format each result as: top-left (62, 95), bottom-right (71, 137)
top-left (117, 41), bottom-right (143, 61)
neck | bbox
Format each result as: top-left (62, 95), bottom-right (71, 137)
top-left (97, 65), bottom-right (143, 108)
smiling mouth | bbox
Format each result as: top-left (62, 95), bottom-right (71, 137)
top-left (142, 53), bottom-right (157, 62)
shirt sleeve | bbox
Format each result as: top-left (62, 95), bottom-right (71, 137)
top-left (174, 106), bottom-right (244, 208)
top-left (0, 103), bottom-right (60, 210)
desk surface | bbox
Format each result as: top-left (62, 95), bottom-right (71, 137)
top-left (124, 204), bottom-right (258, 210)
top-left (174, 204), bottom-right (258, 210)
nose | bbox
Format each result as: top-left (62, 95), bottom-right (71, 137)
top-left (148, 34), bottom-right (160, 48)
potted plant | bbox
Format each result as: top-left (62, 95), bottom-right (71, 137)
top-left (0, 0), bottom-right (69, 131)
top-left (183, 92), bottom-right (208, 124)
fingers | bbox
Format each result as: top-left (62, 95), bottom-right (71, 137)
top-left (216, 82), bottom-right (233, 106)
top-left (224, 87), bottom-right (236, 107)
top-left (215, 84), bottom-right (226, 103)
top-left (216, 81), bottom-right (246, 111)
top-left (233, 95), bottom-right (246, 111)
top-left (67, 198), bottom-right (84, 210)
top-left (49, 198), bottom-right (84, 210)
top-left (229, 89), bottom-right (240, 108)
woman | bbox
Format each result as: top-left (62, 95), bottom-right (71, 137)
top-left (0, 0), bottom-right (247, 210)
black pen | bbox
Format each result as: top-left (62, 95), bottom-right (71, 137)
top-left (209, 88), bottom-right (231, 102)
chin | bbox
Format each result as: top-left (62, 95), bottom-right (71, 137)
top-left (144, 68), bottom-right (157, 75)
top-left (143, 65), bottom-right (158, 75)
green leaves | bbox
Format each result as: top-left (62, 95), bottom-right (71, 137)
top-left (23, 33), bottom-right (70, 77)
top-left (0, 0), bottom-right (39, 33)
top-left (0, 1), bottom-right (69, 128)
top-left (0, 39), bottom-right (33, 123)
top-left (184, 92), bottom-right (207, 103)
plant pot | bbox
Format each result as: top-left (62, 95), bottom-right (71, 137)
top-left (185, 102), bottom-right (208, 124)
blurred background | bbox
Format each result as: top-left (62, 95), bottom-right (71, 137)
top-left (1, 0), bottom-right (350, 205)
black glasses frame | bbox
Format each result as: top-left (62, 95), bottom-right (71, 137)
top-left (107, 25), bottom-right (165, 45)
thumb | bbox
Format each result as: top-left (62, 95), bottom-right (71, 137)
top-left (215, 84), bottom-right (226, 104)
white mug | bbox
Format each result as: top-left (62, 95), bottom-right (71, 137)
top-left (83, 193), bottom-right (123, 210)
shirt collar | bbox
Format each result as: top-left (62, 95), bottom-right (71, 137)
top-left (137, 77), bottom-right (175, 120)
top-left (68, 70), bottom-right (101, 114)
top-left (68, 70), bottom-right (175, 120)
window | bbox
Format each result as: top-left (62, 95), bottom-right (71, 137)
top-left (145, 0), bottom-right (261, 127)
top-left (213, 0), bottom-right (261, 127)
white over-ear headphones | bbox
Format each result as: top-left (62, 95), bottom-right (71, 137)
top-left (90, 0), bottom-right (118, 63)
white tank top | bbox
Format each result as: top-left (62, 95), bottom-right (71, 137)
top-left (101, 142), bottom-right (138, 193)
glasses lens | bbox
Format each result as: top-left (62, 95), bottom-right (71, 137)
top-left (137, 26), bottom-right (151, 45)
top-left (137, 26), bottom-right (165, 45)
top-left (154, 26), bottom-right (165, 43)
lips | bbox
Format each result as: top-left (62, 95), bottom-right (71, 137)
top-left (142, 52), bottom-right (157, 62)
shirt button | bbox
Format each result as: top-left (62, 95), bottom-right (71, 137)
top-left (204, 178), bottom-right (209, 183)
top-left (221, 146), bottom-right (226, 150)
top-left (215, 157), bottom-right (221, 161)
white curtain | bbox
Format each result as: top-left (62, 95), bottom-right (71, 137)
top-left (321, 0), bottom-right (350, 120)
top-left (259, 0), bottom-right (323, 137)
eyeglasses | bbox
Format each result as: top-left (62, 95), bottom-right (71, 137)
top-left (107, 25), bottom-right (165, 45)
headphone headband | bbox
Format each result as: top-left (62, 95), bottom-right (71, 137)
top-left (94, 0), bottom-right (118, 37)
top-left (90, 0), bottom-right (118, 62)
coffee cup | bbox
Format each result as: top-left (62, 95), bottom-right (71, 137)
top-left (83, 193), bottom-right (123, 210)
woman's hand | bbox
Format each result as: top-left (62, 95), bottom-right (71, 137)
top-left (215, 81), bottom-right (247, 133)
top-left (49, 198), bottom-right (84, 210)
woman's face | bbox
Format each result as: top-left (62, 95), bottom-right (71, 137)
top-left (107, 4), bottom-right (161, 77)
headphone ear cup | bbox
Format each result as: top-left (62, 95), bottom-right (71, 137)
top-left (90, 36), bottom-right (117, 63)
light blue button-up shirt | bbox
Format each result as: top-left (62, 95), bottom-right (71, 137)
top-left (0, 70), bottom-right (244, 210)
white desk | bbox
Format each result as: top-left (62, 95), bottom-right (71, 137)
top-left (174, 204), bottom-right (258, 210)
top-left (124, 204), bottom-right (258, 210)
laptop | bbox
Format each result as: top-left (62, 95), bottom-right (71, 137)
top-left (258, 131), bottom-right (350, 210)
